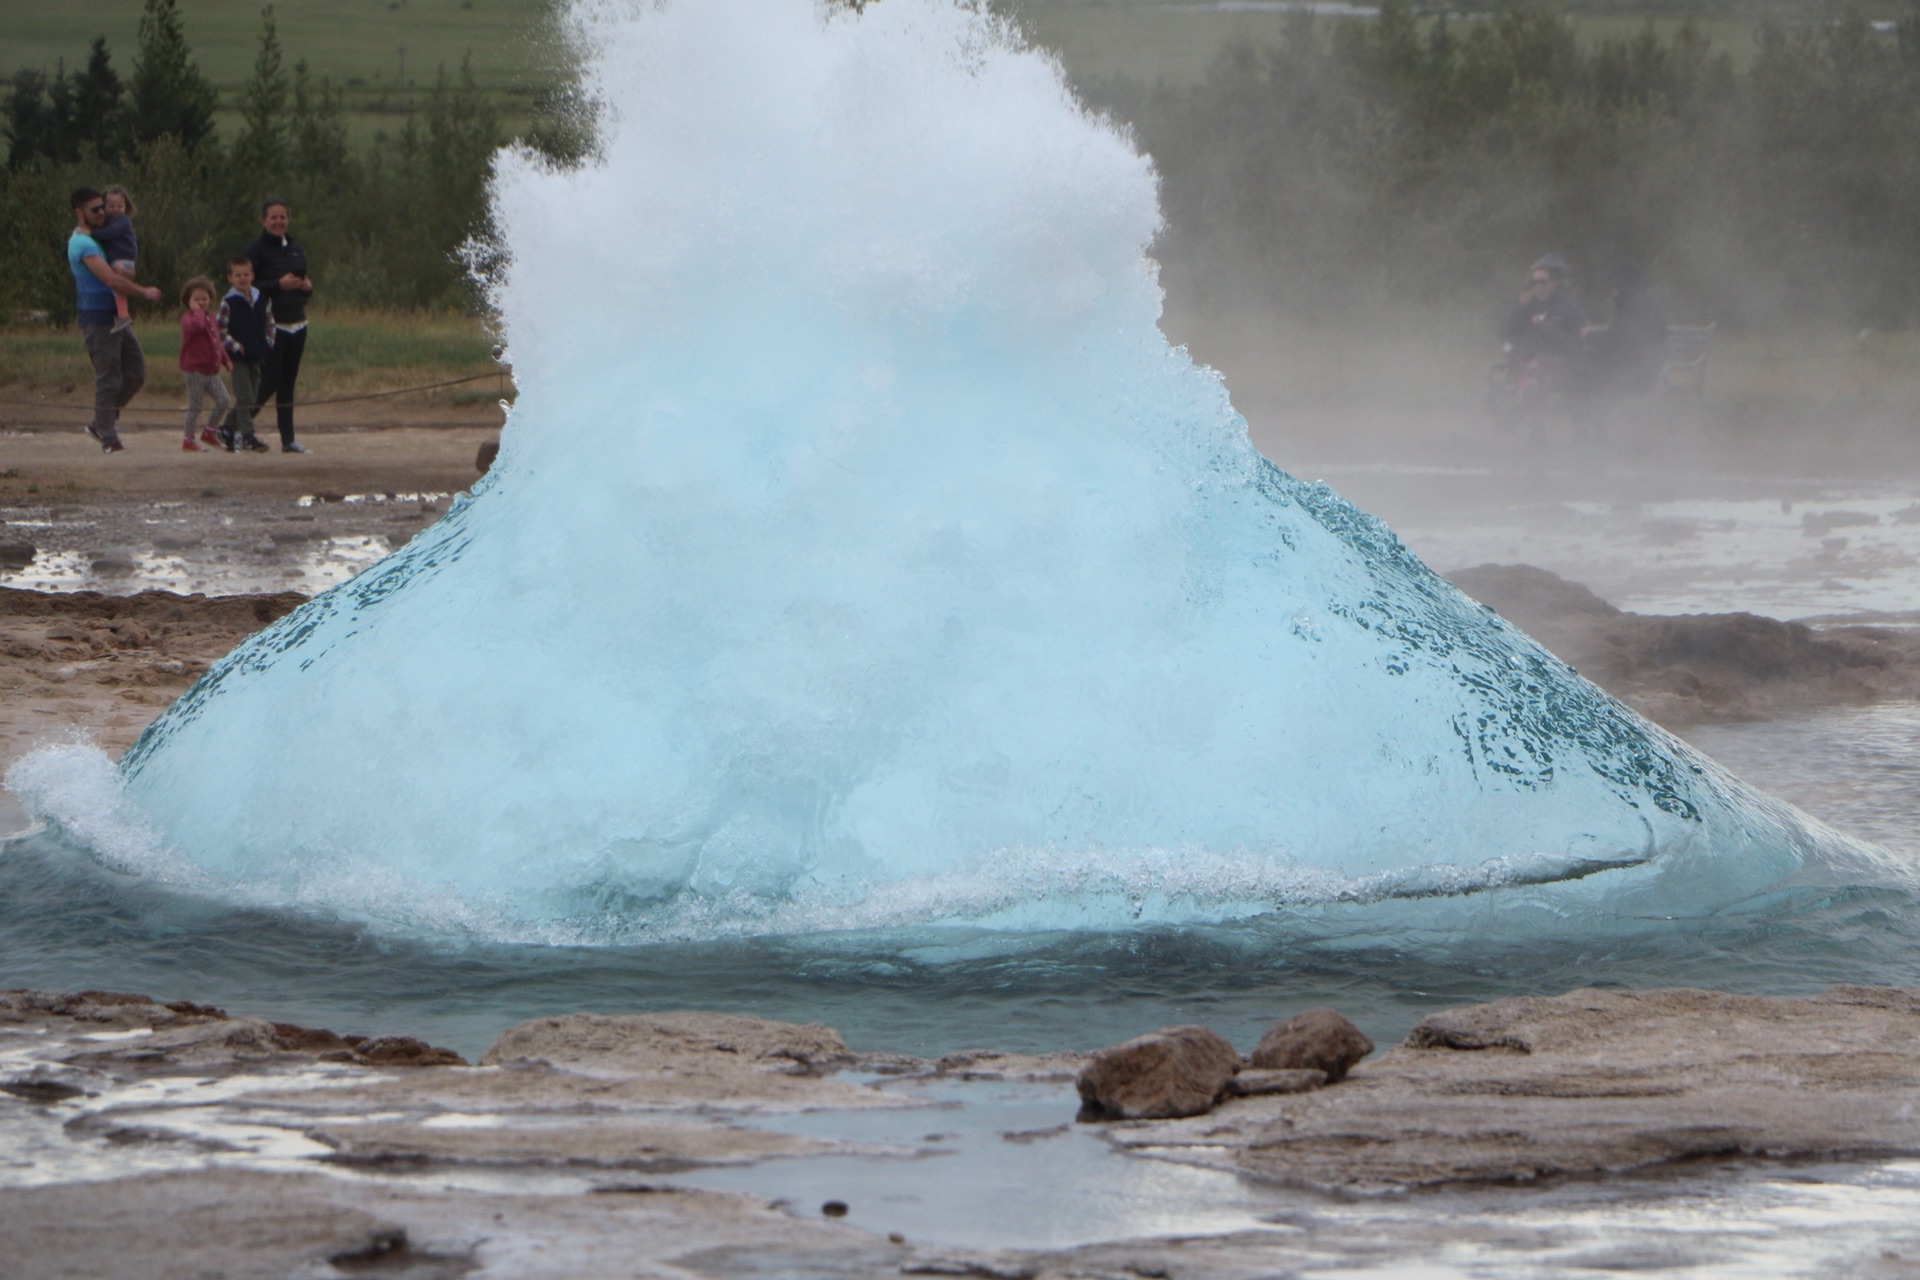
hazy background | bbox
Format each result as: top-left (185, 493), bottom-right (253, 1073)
top-left (6, 0), bottom-right (1920, 492)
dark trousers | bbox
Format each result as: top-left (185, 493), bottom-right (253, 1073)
top-left (226, 359), bottom-right (263, 440)
top-left (80, 320), bottom-right (145, 447)
top-left (256, 325), bottom-right (308, 447)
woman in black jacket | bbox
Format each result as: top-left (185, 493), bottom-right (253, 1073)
top-left (244, 197), bottom-right (315, 454)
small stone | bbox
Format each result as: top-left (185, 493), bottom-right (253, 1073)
top-left (476, 440), bottom-right (500, 474)
top-left (349, 1035), bottom-right (467, 1067)
top-left (821, 1200), bottom-right (848, 1217)
top-left (1226, 1067), bottom-right (1327, 1096)
top-left (1250, 1008), bottom-right (1375, 1082)
top-left (0, 540), bottom-right (35, 569)
top-left (1076, 1024), bottom-right (1240, 1121)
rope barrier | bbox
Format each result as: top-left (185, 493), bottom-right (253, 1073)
top-left (0, 370), bottom-right (511, 419)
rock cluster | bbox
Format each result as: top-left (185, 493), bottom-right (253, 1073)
top-left (0, 989), bottom-right (466, 1070)
top-left (1075, 1009), bottom-right (1373, 1120)
top-left (1106, 986), bottom-right (1920, 1194)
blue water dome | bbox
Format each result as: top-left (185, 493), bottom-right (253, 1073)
top-left (103, 0), bottom-right (1881, 941)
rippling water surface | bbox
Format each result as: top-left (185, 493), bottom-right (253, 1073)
top-left (6, 784), bottom-right (1918, 1062)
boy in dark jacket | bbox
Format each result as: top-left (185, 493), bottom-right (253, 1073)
top-left (217, 257), bottom-right (276, 452)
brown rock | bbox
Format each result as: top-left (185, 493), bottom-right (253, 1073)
top-left (1225, 1068), bottom-right (1326, 1097)
top-left (348, 1035), bottom-right (467, 1068)
top-left (1075, 1025), bottom-right (1240, 1121)
top-left (476, 439), bottom-right (500, 474)
top-left (271, 1023), bottom-right (359, 1058)
top-left (1250, 1008), bottom-right (1374, 1081)
top-left (482, 1011), bottom-right (850, 1077)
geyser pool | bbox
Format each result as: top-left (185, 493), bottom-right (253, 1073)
top-left (6, 0), bottom-right (1916, 960)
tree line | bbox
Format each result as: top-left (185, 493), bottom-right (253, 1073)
top-left (1088, 1), bottom-right (1920, 329)
top-left (8, 1), bottom-right (1919, 332)
top-left (0, 0), bottom-right (563, 324)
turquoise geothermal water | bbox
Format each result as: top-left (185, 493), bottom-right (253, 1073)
top-left (5, 0), bottom-right (1920, 1057)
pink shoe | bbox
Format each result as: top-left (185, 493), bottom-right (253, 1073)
top-left (198, 426), bottom-right (220, 446)
top-left (181, 437), bottom-right (201, 452)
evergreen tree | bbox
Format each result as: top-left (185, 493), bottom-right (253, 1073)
top-left (235, 6), bottom-right (289, 178)
top-left (130, 0), bottom-right (217, 150)
top-left (290, 59), bottom-right (350, 191)
top-left (4, 70), bottom-right (58, 169)
top-left (73, 37), bottom-right (130, 163)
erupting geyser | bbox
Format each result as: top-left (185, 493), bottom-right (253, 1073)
top-left (23, 0), bottom-right (1885, 938)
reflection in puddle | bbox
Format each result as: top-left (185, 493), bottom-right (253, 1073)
top-left (668, 1077), bottom-right (1920, 1271)
top-left (0, 536), bottom-right (391, 596)
top-left (295, 492), bottom-right (449, 508)
top-left (669, 1078), bottom-right (1280, 1249)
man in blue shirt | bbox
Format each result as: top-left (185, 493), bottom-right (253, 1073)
top-left (68, 186), bottom-right (161, 453)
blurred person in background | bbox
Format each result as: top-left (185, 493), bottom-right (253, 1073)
top-left (1498, 252), bottom-right (1587, 441)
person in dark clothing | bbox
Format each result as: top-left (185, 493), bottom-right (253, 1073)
top-left (1568, 259), bottom-right (1670, 451)
top-left (217, 256), bottom-right (276, 452)
top-left (96, 186), bottom-right (139, 334)
top-left (244, 197), bottom-right (315, 454)
top-left (1498, 252), bottom-right (1587, 437)
top-left (1500, 254), bottom-right (1586, 358)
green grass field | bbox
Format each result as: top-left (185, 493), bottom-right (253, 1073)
top-left (0, 0), bottom-right (562, 90)
top-left (1, 0), bottom-right (563, 146)
top-left (0, 307), bottom-right (504, 405)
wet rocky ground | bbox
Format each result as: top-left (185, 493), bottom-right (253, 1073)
top-left (4, 987), bottom-right (1919, 1279)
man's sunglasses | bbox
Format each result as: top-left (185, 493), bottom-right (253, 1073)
top-left (83, 204), bottom-right (105, 215)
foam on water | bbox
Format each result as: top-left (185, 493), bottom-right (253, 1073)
top-left (8, 0), bottom-right (1915, 943)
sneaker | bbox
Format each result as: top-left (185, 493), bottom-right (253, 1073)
top-left (102, 440), bottom-right (125, 454)
top-left (199, 426), bottom-right (220, 446)
top-left (242, 435), bottom-right (271, 453)
top-left (282, 442), bottom-right (310, 454)
top-left (181, 437), bottom-right (201, 452)
top-left (110, 316), bottom-right (132, 334)
top-left (85, 423), bottom-right (122, 452)
top-left (218, 429), bottom-right (237, 452)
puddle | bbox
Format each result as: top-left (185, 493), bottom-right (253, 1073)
top-left (0, 536), bottom-right (392, 596)
top-left (669, 1077), bottom-right (1920, 1268)
top-left (666, 1078), bottom-right (1281, 1249)
top-left (295, 492), bottom-right (448, 508)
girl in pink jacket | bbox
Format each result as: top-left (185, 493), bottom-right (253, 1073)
top-left (178, 277), bottom-right (234, 452)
